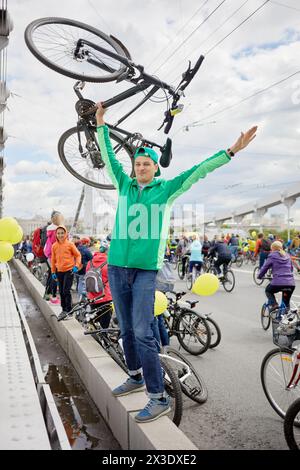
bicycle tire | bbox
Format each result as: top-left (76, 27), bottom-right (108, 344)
top-left (206, 317), bottom-right (221, 348)
top-left (284, 398), bottom-right (300, 450)
top-left (106, 344), bottom-right (128, 374)
top-left (253, 266), bottom-right (263, 286)
top-left (222, 269), bottom-right (235, 293)
top-left (186, 273), bottom-right (193, 291)
top-left (260, 347), bottom-right (300, 424)
top-left (177, 261), bottom-right (185, 280)
top-left (25, 17), bottom-right (128, 82)
top-left (236, 255), bottom-right (243, 268)
top-left (160, 357), bottom-right (183, 427)
top-left (58, 125), bottom-right (134, 189)
top-left (261, 304), bottom-right (271, 331)
top-left (164, 347), bottom-right (208, 404)
top-left (176, 309), bottom-right (211, 356)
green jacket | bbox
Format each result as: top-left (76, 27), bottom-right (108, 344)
top-left (97, 125), bottom-right (231, 270)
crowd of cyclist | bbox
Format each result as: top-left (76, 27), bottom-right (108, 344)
top-left (16, 217), bottom-right (300, 330)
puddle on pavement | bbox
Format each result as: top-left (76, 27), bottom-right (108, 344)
top-left (12, 267), bottom-right (120, 450)
top-left (43, 363), bottom-right (118, 450)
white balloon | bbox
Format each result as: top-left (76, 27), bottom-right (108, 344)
top-left (26, 252), bottom-right (34, 262)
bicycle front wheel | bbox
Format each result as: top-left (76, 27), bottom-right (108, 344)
top-left (176, 309), bottom-right (211, 355)
top-left (261, 304), bottom-right (271, 330)
top-left (58, 126), bottom-right (134, 189)
top-left (253, 266), bottom-right (263, 286)
top-left (25, 17), bottom-right (128, 82)
top-left (222, 270), bottom-right (235, 292)
top-left (164, 347), bottom-right (208, 404)
top-left (235, 255), bottom-right (243, 268)
top-left (284, 398), bottom-right (300, 449)
top-left (206, 317), bottom-right (221, 348)
top-left (160, 357), bottom-right (183, 427)
top-left (261, 348), bottom-right (300, 423)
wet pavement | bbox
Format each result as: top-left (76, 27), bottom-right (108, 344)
top-left (11, 266), bottom-right (120, 450)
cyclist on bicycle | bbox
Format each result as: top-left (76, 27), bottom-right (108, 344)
top-left (258, 241), bottom-right (295, 311)
top-left (96, 102), bottom-right (257, 423)
top-left (188, 234), bottom-right (203, 278)
top-left (255, 233), bottom-right (271, 268)
top-left (209, 236), bottom-right (232, 277)
top-left (176, 234), bottom-right (190, 276)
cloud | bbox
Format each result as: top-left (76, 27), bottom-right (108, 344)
top-left (1, 0), bottom-right (300, 227)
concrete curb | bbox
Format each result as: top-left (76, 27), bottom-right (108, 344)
top-left (13, 259), bottom-right (198, 450)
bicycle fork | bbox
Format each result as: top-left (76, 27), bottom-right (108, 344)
top-left (286, 350), bottom-right (300, 389)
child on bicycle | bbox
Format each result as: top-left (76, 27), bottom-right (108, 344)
top-left (258, 241), bottom-right (295, 311)
top-left (85, 240), bottom-right (112, 328)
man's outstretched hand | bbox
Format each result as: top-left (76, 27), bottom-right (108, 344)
top-left (96, 102), bottom-right (106, 126)
top-left (230, 126), bottom-right (258, 155)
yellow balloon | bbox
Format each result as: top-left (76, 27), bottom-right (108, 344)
top-left (251, 231), bottom-right (257, 238)
top-left (0, 241), bottom-right (14, 262)
top-left (0, 217), bottom-right (20, 242)
top-left (192, 273), bottom-right (219, 296)
top-left (154, 291), bottom-right (168, 316)
top-left (243, 246), bottom-right (249, 252)
top-left (8, 224), bottom-right (23, 245)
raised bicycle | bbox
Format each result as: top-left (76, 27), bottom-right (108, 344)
top-left (25, 17), bottom-right (204, 190)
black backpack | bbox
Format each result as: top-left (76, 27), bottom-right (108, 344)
top-left (261, 239), bottom-right (271, 251)
top-left (85, 259), bottom-right (107, 294)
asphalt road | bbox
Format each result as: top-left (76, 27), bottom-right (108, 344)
top-left (174, 265), bottom-right (300, 450)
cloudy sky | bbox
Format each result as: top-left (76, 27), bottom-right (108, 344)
top-left (2, 0), bottom-right (300, 226)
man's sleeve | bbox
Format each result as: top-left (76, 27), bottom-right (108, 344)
top-left (165, 150), bottom-right (231, 203)
top-left (97, 125), bottom-right (131, 191)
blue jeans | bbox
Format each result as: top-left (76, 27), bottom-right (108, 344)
top-left (152, 315), bottom-right (170, 348)
top-left (108, 265), bottom-right (165, 399)
top-left (259, 251), bottom-right (269, 269)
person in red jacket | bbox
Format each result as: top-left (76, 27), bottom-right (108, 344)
top-left (85, 240), bottom-right (112, 328)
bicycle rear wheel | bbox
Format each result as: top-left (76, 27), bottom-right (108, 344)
top-left (235, 255), bottom-right (243, 268)
top-left (284, 398), bottom-right (300, 449)
top-left (176, 309), bottom-right (211, 355)
top-left (25, 17), bottom-right (128, 82)
top-left (160, 357), bottom-right (183, 427)
top-left (260, 347), bottom-right (300, 424)
top-left (58, 125), bottom-right (134, 189)
top-left (222, 270), bottom-right (235, 292)
top-left (164, 347), bottom-right (208, 404)
top-left (177, 260), bottom-right (185, 280)
top-left (261, 304), bottom-right (271, 330)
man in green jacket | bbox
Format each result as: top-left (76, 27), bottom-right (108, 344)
top-left (96, 102), bottom-right (257, 422)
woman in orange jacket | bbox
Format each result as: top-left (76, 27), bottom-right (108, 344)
top-left (51, 225), bottom-right (81, 319)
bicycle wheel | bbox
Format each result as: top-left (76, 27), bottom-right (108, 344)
top-left (177, 260), bottom-right (184, 280)
top-left (58, 126), bottom-right (134, 189)
top-left (261, 304), bottom-right (271, 330)
top-left (160, 357), bottom-right (183, 427)
top-left (284, 398), bottom-right (300, 450)
top-left (235, 255), bottom-right (243, 268)
top-left (186, 273), bottom-right (193, 290)
top-left (164, 347), bottom-right (208, 404)
top-left (261, 348), bottom-right (300, 424)
top-left (176, 309), bottom-right (211, 355)
top-left (25, 17), bottom-right (128, 82)
top-left (206, 317), bottom-right (221, 348)
top-left (253, 266), bottom-right (263, 286)
top-left (222, 269), bottom-right (235, 292)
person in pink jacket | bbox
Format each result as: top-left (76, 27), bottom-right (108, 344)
top-left (44, 210), bottom-right (64, 304)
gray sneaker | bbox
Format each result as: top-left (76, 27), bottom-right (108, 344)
top-left (57, 311), bottom-right (72, 321)
top-left (112, 377), bottom-right (145, 397)
top-left (135, 397), bottom-right (171, 423)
